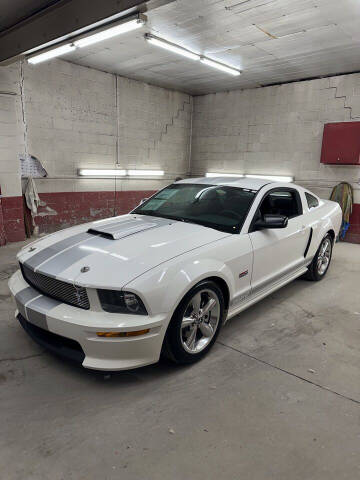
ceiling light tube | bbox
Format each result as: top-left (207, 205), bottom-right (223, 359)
top-left (75, 17), bottom-right (145, 48)
top-left (200, 57), bottom-right (241, 76)
top-left (246, 174), bottom-right (294, 182)
top-left (28, 43), bottom-right (76, 64)
top-left (78, 169), bottom-right (126, 176)
top-left (27, 14), bottom-right (146, 64)
top-left (145, 34), bottom-right (199, 61)
top-left (128, 170), bottom-right (164, 176)
top-left (206, 172), bottom-right (244, 178)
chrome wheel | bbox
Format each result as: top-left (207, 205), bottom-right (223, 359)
top-left (180, 289), bottom-right (220, 354)
top-left (317, 238), bottom-right (331, 275)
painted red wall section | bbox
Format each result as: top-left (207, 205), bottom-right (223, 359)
top-left (1, 196), bottom-right (26, 243)
top-left (33, 191), bottom-right (156, 234)
top-left (0, 191), bottom-right (359, 245)
top-left (345, 204), bottom-right (360, 244)
top-left (114, 191), bottom-right (156, 216)
top-left (0, 197), bottom-right (6, 246)
top-left (31, 191), bottom-right (360, 244)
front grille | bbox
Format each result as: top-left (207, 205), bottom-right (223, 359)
top-left (20, 263), bottom-right (90, 310)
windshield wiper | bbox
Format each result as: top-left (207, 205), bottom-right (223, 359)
top-left (135, 211), bottom-right (236, 233)
top-left (180, 217), bottom-right (236, 233)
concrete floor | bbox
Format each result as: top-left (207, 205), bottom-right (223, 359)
top-left (0, 240), bottom-right (359, 480)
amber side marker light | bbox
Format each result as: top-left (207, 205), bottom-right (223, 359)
top-left (97, 329), bottom-right (150, 338)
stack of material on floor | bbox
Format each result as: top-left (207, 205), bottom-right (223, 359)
top-left (330, 182), bottom-right (353, 239)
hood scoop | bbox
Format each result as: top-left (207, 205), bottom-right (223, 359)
top-left (87, 216), bottom-right (170, 240)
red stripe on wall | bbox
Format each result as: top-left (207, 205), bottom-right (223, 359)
top-left (33, 190), bottom-right (156, 234)
top-left (1, 196), bottom-right (26, 243)
top-left (0, 191), bottom-right (359, 245)
top-left (0, 197), bottom-right (6, 246)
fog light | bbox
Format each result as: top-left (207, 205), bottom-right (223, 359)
top-left (96, 329), bottom-right (150, 338)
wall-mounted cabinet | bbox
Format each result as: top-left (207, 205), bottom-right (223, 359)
top-left (321, 122), bottom-right (360, 165)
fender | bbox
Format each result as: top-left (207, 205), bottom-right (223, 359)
top-left (124, 233), bottom-right (253, 319)
top-left (125, 256), bottom-right (236, 319)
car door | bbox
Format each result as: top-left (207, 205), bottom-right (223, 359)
top-left (248, 187), bottom-right (310, 295)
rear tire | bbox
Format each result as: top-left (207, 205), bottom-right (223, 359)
top-left (163, 280), bottom-right (225, 364)
top-left (305, 234), bottom-right (333, 281)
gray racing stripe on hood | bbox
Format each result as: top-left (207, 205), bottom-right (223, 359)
top-left (35, 235), bottom-right (117, 277)
top-left (34, 216), bottom-right (171, 277)
top-left (25, 232), bottom-right (91, 269)
top-left (24, 217), bottom-right (166, 270)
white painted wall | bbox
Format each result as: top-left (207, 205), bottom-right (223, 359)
top-left (0, 63), bottom-right (24, 197)
top-left (0, 59), bottom-right (192, 197)
top-left (191, 74), bottom-right (360, 202)
top-left (2, 59), bottom-right (360, 204)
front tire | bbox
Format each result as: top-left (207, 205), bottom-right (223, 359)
top-left (305, 234), bottom-right (333, 281)
top-left (163, 280), bottom-right (225, 364)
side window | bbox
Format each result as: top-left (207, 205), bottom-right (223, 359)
top-left (258, 189), bottom-right (302, 219)
top-left (250, 188), bottom-right (303, 231)
top-left (305, 192), bottom-right (319, 209)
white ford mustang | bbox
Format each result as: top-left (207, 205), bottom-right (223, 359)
top-left (9, 177), bottom-right (342, 370)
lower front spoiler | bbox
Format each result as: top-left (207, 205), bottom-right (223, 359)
top-left (10, 268), bottom-right (169, 371)
top-left (17, 313), bottom-right (85, 365)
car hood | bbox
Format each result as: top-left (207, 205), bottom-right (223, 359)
top-left (18, 214), bottom-right (229, 289)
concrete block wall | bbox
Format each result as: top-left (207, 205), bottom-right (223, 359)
top-left (191, 74), bottom-right (360, 243)
top-left (23, 60), bottom-right (117, 186)
top-left (0, 63), bottom-right (24, 198)
top-left (1, 57), bottom-right (360, 243)
top-left (0, 59), bottom-right (192, 239)
top-left (22, 60), bottom-right (191, 188)
top-left (117, 76), bottom-right (192, 175)
top-left (0, 63), bottom-right (26, 241)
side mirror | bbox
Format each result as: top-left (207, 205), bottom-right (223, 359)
top-left (139, 198), bottom-right (148, 205)
top-left (254, 214), bottom-right (288, 230)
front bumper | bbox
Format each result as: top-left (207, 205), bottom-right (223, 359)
top-left (9, 270), bottom-right (169, 371)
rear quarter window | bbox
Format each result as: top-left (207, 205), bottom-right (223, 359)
top-left (305, 192), bottom-right (319, 209)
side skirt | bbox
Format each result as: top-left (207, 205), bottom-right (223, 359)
top-left (225, 265), bottom-right (308, 322)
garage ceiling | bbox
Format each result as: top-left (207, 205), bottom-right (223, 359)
top-left (60, 0), bottom-right (360, 95)
top-left (0, 0), bottom-right (61, 32)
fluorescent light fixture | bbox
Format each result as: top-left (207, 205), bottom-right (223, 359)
top-left (246, 174), bottom-right (294, 182)
top-left (200, 57), bottom-right (241, 76)
top-left (28, 43), bottom-right (76, 64)
top-left (78, 169), bottom-right (164, 177)
top-left (75, 17), bottom-right (145, 48)
top-left (128, 170), bottom-right (164, 176)
top-left (78, 169), bottom-right (126, 176)
top-left (145, 34), bottom-right (242, 76)
top-left (27, 15), bottom-right (146, 64)
top-left (145, 34), bottom-right (199, 61)
top-left (206, 172), bottom-right (244, 178)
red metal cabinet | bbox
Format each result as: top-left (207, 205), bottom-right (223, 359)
top-left (321, 122), bottom-right (360, 165)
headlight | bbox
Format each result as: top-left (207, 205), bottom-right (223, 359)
top-left (97, 289), bottom-right (147, 315)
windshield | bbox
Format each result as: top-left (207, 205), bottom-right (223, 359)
top-left (133, 183), bottom-right (257, 233)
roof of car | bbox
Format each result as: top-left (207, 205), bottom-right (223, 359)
top-left (176, 176), bottom-right (275, 190)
